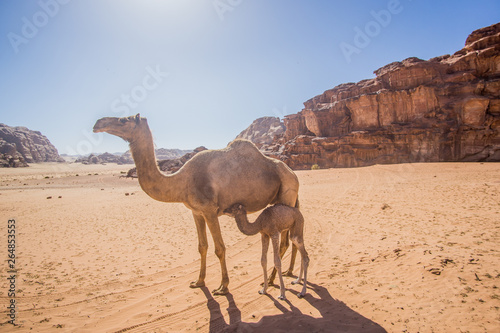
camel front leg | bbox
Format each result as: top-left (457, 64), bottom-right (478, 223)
top-left (259, 234), bottom-right (270, 295)
top-left (190, 213), bottom-right (208, 289)
top-left (268, 230), bottom-right (291, 284)
top-left (272, 234), bottom-right (286, 300)
top-left (205, 214), bottom-right (229, 295)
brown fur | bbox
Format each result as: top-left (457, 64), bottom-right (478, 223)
top-left (224, 203), bottom-right (309, 299)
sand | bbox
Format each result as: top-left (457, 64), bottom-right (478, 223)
top-left (0, 162), bottom-right (499, 332)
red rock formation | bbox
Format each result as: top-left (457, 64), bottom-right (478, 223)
top-left (236, 117), bottom-right (286, 147)
top-left (277, 22), bottom-right (500, 169)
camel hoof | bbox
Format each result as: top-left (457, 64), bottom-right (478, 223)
top-left (258, 289), bottom-right (267, 295)
top-left (212, 287), bottom-right (229, 296)
top-left (278, 295), bottom-right (287, 301)
top-left (189, 281), bottom-right (205, 289)
top-left (291, 279), bottom-right (300, 285)
top-left (283, 270), bottom-right (294, 277)
top-left (297, 293), bottom-right (305, 299)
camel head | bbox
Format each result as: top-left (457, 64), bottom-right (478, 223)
top-left (93, 114), bottom-right (146, 142)
top-left (223, 203), bottom-right (247, 217)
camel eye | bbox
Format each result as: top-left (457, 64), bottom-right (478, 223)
top-left (119, 118), bottom-right (127, 124)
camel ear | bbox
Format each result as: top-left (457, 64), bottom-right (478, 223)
top-left (135, 113), bottom-right (141, 124)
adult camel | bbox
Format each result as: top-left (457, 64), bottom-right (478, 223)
top-left (93, 114), bottom-right (299, 295)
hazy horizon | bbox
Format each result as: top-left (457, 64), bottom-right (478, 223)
top-left (1, 1), bottom-right (499, 155)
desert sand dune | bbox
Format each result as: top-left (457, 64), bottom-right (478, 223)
top-left (0, 162), bottom-right (499, 332)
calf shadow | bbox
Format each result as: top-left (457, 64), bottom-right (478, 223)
top-left (201, 282), bottom-right (386, 332)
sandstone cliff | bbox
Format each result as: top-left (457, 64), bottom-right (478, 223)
top-left (0, 123), bottom-right (64, 167)
top-left (235, 117), bottom-right (285, 148)
top-left (271, 22), bottom-right (500, 169)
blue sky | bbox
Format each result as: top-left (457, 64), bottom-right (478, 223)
top-left (1, 0), bottom-right (499, 155)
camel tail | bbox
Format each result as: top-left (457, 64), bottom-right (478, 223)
top-left (295, 196), bottom-right (300, 209)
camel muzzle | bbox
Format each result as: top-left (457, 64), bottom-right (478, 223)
top-left (93, 117), bottom-right (119, 133)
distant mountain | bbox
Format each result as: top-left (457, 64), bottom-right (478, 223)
top-left (121, 148), bottom-right (192, 161)
top-left (125, 146), bottom-right (207, 178)
top-left (0, 123), bottom-right (64, 167)
top-left (75, 152), bottom-right (134, 165)
top-left (74, 148), bottom-right (192, 165)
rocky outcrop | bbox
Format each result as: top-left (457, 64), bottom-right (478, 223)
top-left (0, 153), bottom-right (28, 168)
top-left (155, 148), bottom-right (192, 160)
top-left (273, 22), bottom-right (500, 169)
top-left (158, 146), bottom-right (207, 173)
top-left (235, 117), bottom-right (286, 148)
top-left (0, 123), bottom-right (64, 167)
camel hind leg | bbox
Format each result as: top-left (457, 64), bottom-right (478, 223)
top-left (284, 197), bottom-right (300, 276)
top-left (284, 241), bottom-right (297, 277)
top-left (290, 224), bottom-right (309, 298)
top-left (290, 240), bottom-right (309, 298)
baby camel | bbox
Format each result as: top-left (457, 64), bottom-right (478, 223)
top-left (224, 203), bottom-right (309, 300)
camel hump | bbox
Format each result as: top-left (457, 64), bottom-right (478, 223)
top-left (274, 161), bottom-right (299, 206)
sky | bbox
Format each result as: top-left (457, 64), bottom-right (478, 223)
top-left (0, 0), bottom-right (499, 155)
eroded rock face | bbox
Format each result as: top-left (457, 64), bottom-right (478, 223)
top-left (277, 22), bottom-right (500, 169)
top-left (0, 123), bottom-right (64, 167)
top-left (236, 117), bottom-right (286, 147)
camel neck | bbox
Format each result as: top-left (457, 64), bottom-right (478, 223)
top-left (234, 213), bottom-right (262, 236)
top-left (129, 125), bottom-right (185, 203)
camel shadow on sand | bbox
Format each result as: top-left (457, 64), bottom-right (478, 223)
top-left (201, 281), bottom-right (387, 333)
